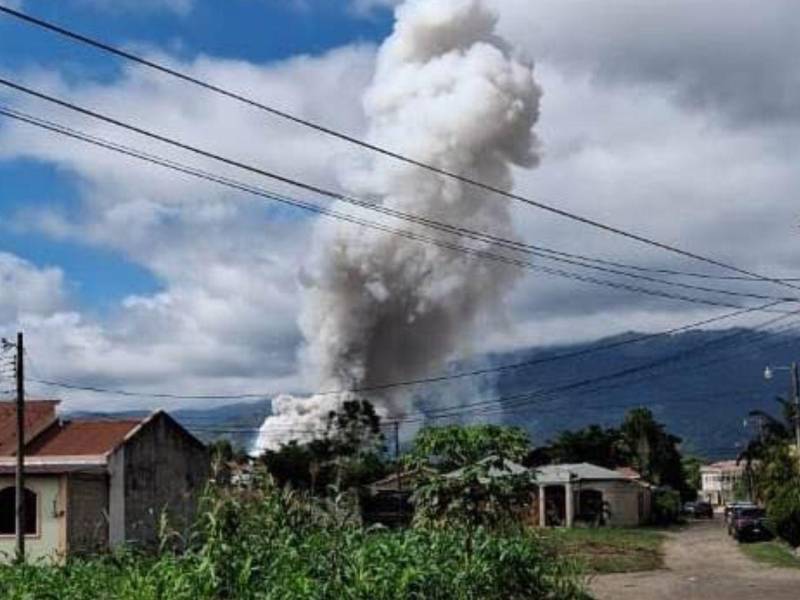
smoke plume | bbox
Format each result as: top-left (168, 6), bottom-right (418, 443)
top-left (253, 0), bottom-right (541, 453)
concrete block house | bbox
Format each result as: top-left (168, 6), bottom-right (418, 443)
top-left (533, 463), bottom-right (652, 527)
top-left (0, 401), bottom-right (209, 562)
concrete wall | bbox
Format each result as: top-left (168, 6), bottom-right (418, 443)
top-left (108, 448), bottom-right (125, 549)
top-left (0, 475), bottom-right (66, 563)
top-left (66, 474), bottom-right (108, 555)
top-left (122, 414), bottom-right (209, 548)
top-left (579, 480), bottom-right (650, 527)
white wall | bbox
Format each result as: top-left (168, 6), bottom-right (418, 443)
top-left (0, 475), bottom-right (66, 564)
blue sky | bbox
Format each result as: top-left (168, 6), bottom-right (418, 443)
top-left (0, 0), bottom-right (392, 312)
top-left (1, 0), bottom-right (798, 416)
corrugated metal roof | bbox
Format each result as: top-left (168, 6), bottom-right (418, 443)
top-left (534, 462), bottom-right (631, 483)
top-left (445, 456), bottom-right (530, 480)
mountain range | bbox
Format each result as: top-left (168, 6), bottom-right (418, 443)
top-left (68, 326), bottom-right (800, 460)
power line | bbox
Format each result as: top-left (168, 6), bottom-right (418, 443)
top-left (421, 322), bottom-right (800, 422)
top-left (0, 90), bottom-right (793, 309)
top-left (2, 5), bottom-right (798, 292)
top-left (471, 321), bottom-right (800, 422)
top-left (185, 389), bottom-right (767, 435)
top-left (20, 277), bottom-right (784, 402)
top-left (170, 324), bottom-right (800, 444)
top-left (398, 309), bottom-right (800, 422)
top-left (4, 112), bottom-right (796, 413)
top-left (3, 105), bottom-right (795, 320)
top-left (26, 304), bottom-right (798, 428)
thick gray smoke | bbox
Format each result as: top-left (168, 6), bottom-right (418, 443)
top-left (253, 0), bottom-right (541, 453)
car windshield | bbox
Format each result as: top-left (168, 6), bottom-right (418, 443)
top-left (739, 508), bottom-right (765, 518)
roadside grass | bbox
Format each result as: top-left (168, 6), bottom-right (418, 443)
top-left (543, 527), bottom-right (666, 574)
top-left (740, 540), bottom-right (800, 569)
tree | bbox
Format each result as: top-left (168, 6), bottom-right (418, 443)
top-left (404, 424), bottom-right (530, 473)
top-left (262, 398), bottom-right (386, 495)
top-left (541, 425), bottom-right (622, 468)
top-left (618, 408), bottom-right (687, 493)
top-left (412, 458), bottom-right (537, 530)
top-left (404, 425), bottom-right (534, 529)
top-left (739, 398), bottom-right (800, 547)
top-left (325, 398), bottom-right (384, 459)
top-left (682, 456), bottom-right (704, 498)
top-left (738, 398), bottom-right (799, 502)
top-left (530, 409), bottom-right (689, 497)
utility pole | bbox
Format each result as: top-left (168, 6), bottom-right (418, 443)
top-left (394, 420), bottom-right (401, 493)
top-left (792, 362), bottom-right (800, 462)
top-left (14, 332), bottom-right (24, 564)
top-left (393, 421), bottom-right (402, 525)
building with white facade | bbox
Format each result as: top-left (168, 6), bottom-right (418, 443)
top-left (700, 460), bottom-right (745, 506)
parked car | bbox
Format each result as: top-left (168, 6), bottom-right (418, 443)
top-left (693, 501), bottom-right (714, 519)
top-left (730, 507), bottom-right (772, 543)
top-left (724, 502), bottom-right (756, 527)
top-left (683, 501), bottom-right (713, 519)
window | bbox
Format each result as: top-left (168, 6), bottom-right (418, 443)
top-left (0, 487), bottom-right (37, 535)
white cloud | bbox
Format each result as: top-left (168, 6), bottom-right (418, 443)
top-left (349, 0), bottom-right (400, 16)
top-left (2, 0), bottom-right (800, 413)
top-left (0, 44), bottom-right (376, 410)
top-left (59, 0), bottom-right (194, 16)
top-left (492, 0), bottom-right (800, 125)
top-left (0, 253), bottom-right (67, 323)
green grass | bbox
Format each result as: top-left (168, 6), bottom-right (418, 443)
top-left (740, 540), bottom-right (800, 569)
top-left (543, 527), bottom-right (666, 574)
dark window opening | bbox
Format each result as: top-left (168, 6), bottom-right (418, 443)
top-left (0, 487), bottom-right (37, 535)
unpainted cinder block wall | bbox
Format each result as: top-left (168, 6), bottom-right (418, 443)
top-left (67, 473), bottom-right (109, 555)
top-left (122, 414), bottom-right (209, 547)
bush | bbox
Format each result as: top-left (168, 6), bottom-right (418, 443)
top-left (767, 480), bottom-right (800, 548)
top-left (0, 476), bottom-right (588, 599)
top-left (651, 488), bottom-right (681, 525)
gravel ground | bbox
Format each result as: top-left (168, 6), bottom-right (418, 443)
top-left (590, 517), bottom-right (800, 600)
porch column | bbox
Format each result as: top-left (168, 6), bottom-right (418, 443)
top-left (538, 485), bottom-right (546, 527)
top-left (565, 481), bottom-right (574, 528)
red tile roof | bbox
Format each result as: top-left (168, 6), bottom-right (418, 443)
top-left (0, 400), bottom-right (60, 455)
top-left (25, 419), bottom-right (142, 457)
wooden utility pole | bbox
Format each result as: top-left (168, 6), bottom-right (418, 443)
top-left (394, 420), bottom-right (401, 494)
top-left (791, 362), bottom-right (800, 462)
top-left (14, 332), bottom-right (24, 564)
top-left (393, 421), bottom-right (402, 524)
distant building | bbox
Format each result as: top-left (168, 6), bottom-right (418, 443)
top-left (700, 460), bottom-right (745, 506)
top-left (0, 401), bottom-right (209, 563)
top-left (362, 468), bottom-right (435, 527)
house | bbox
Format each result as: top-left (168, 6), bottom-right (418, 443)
top-left (362, 468), bottom-right (434, 527)
top-left (533, 463), bottom-right (652, 527)
top-left (365, 460), bottom-right (652, 529)
top-left (0, 400), bottom-right (209, 563)
top-left (700, 460), bottom-right (745, 506)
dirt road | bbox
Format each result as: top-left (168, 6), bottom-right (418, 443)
top-left (590, 518), bottom-right (800, 600)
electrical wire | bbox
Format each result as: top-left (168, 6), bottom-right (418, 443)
top-left (394, 309), bottom-right (800, 422)
top-left (2, 5), bottom-right (798, 291)
top-left (0, 91), bottom-right (793, 309)
top-left (2, 98), bottom-right (797, 320)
